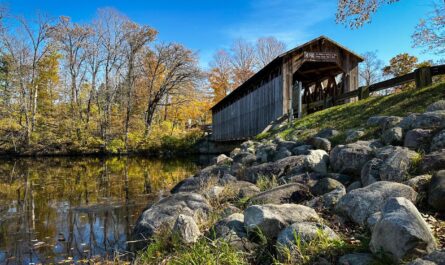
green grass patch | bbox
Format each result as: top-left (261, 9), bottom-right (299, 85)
top-left (262, 82), bottom-right (445, 143)
top-left (256, 174), bottom-right (279, 191)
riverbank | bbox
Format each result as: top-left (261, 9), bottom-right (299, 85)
top-left (131, 82), bottom-right (445, 264)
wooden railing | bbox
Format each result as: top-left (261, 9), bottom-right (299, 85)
top-left (306, 64), bottom-right (445, 110)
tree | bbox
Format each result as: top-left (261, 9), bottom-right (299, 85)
top-left (208, 50), bottom-right (233, 102)
top-left (255, 37), bottom-right (286, 68)
top-left (412, 1), bottom-right (445, 55)
top-left (230, 39), bottom-right (257, 87)
top-left (336, 0), bottom-right (400, 29)
top-left (382, 53), bottom-right (418, 77)
top-left (142, 43), bottom-right (201, 135)
top-left (360, 51), bottom-right (383, 86)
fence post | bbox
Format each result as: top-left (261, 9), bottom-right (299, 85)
top-left (415, 67), bottom-right (433, 89)
top-left (357, 86), bottom-right (370, 100)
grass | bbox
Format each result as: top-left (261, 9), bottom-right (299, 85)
top-left (261, 82), bottom-right (445, 142)
top-left (256, 174), bottom-right (279, 191)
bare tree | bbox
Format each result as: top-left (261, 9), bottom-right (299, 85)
top-left (255, 37), bottom-right (286, 67)
top-left (412, 1), bottom-right (445, 55)
top-left (230, 39), bottom-right (257, 87)
top-left (208, 49), bottom-right (233, 102)
top-left (142, 43), bottom-right (201, 135)
top-left (360, 51), bottom-right (383, 86)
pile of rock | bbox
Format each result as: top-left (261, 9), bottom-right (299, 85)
top-left (132, 100), bottom-right (445, 264)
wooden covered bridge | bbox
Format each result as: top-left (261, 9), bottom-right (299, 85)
top-left (210, 36), bottom-right (363, 141)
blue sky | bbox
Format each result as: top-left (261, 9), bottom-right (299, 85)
top-left (3, 0), bottom-right (441, 68)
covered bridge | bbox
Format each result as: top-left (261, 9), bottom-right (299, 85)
top-left (211, 36), bottom-right (363, 141)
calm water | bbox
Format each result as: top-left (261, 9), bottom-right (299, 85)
top-left (0, 156), bottom-right (210, 264)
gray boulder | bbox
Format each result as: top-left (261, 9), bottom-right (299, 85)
top-left (304, 187), bottom-right (346, 210)
top-left (381, 126), bottom-right (403, 145)
top-left (311, 137), bottom-right (332, 152)
top-left (361, 158), bottom-right (383, 186)
top-left (230, 147), bottom-right (241, 158)
top-left (273, 147), bottom-right (292, 161)
top-left (237, 181), bottom-right (261, 199)
top-left (431, 129), bottom-right (445, 152)
top-left (379, 147), bottom-right (420, 182)
top-left (248, 183), bottom-right (312, 205)
top-left (428, 170), bottom-right (445, 211)
top-left (408, 250), bottom-right (445, 265)
top-left (404, 129), bottom-right (433, 151)
top-left (330, 141), bottom-right (375, 176)
top-left (244, 204), bottom-right (320, 238)
top-left (410, 111), bottom-right (445, 130)
top-left (277, 222), bottom-right (338, 249)
top-left (338, 253), bottom-right (376, 265)
top-left (277, 140), bottom-right (298, 151)
top-left (316, 128), bottom-right (340, 139)
top-left (346, 129), bottom-right (365, 143)
top-left (370, 197), bottom-right (436, 262)
top-left (133, 193), bottom-right (211, 246)
top-left (420, 150), bottom-right (445, 172)
top-left (405, 174), bottom-right (432, 200)
top-left (347, 181), bottom-right (362, 192)
top-left (366, 211), bottom-right (382, 231)
top-left (380, 116), bottom-right (403, 131)
top-left (292, 144), bottom-right (313, 155)
top-left (367, 116), bottom-right (388, 127)
top-left (400, 113), bottom-right (420, 130)
top-left (255, 143), bottom-right (277, 163)
top-left (426, 100), bottom-right (445, 112)
top-left (214, 154), bottom-right (233, 165)
top-left (336, 181), bottom-right (417, 225)
top-left (305, 149), bottom-right (330, 174)
top-left (212, 213), bottom-right (246, 239)
top-left (310, 177), bottom-right (344, 196)
top-left (244, 155), bottom-right (306, 183)
top-left (172, 214), bottom-right (201, 244)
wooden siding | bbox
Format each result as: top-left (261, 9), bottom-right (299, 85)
top-left (212, 75), bottom-right (283, 141)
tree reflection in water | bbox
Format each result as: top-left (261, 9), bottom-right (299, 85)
top-left (0, 156), bottom-right (203, 264)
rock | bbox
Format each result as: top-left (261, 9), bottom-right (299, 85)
top-left (408, 250), bottom-right (445, 265)
top-left (277, 140), bottom-right (298, 151)
top-left (431, 129), bottom-right (445, 152)
top-left (291, 144), bottom-right (313, 155)
top-left (277, 222), bottom-right (338, 249)
top-left (379, 147), bottom-right (420, 182)
top-left (380, 116), bottom-right (403, 131)
top-left (328, 173), bottom-right (354, 186)
top-left (214, 154), bottom-right (233, 165)
top-left (420, 150), bottom-right (445, 172)
top-left (370, 197), bottom-right (436, 262)
top-left (305, 150), bottom-right (330, 174)
top-left (404, 129), bottom-right (433, 151)
top-left (336, 181), bottom-right (417, 225)
top-left (304, 187), bottom-right (346, 210)
top-left (244, 155), bottom-right (306, 183)
top-left (316, 128), bottom-right (340, 139)
top-left (218, 173), bottom-right (237, 185)
top-left (232, 151), bottom-right (256, 165)
top-left (428, 170), bottom-right (445, 211)
top-left (248, 183), bottom-right (312, 205)
top-left (347, 181), bottom-right (362, 192)
top-left (221, 205), bottom-right (241, 217)
top-left (273, 147), bottom-right (292, 161)
top-left (346, 129), bottom-right (365, 143)
top-left (405, 174), bottom-right (432, 199)
top-left (366, 212), bottom-right (382, 231)
top-left (311, 137), bottom-right (332, 152)
top-left (133, 193), bottom-right (211, 246)
top-left (310, 178), bottom-right (344, 196)
top-left (172, 214), bottom-right (201, 244)
top-left (244, 204), bottom-right (320, 238)
top-left (205, 186), bottom-right (225, 200)
top-left (338, 252), bottom-right (376, 265)
top-left (382, 126), bottom-right (403, 145)
top-left (240, 140), bottom-right (256, 153)
top-left (197, 164), bottom-right (231, 179)
top-left (367, 116), bottom-right (387, 127)
top-left (330, 141), bottom-right (375, 176)
top-left (255, 143), bottom-right (277, 163)
top-left (361, 158), bottom-right (383, 186)
top-left (230, 148), bottom-right (241, 158)
top-left (410, 111), bottom-right (445, 130)
top-left (212, 213), bottom-right (246, 239)
top-left (237, 181), bottom-right (261, 199)
top-left (426, 100), bottom-right (445, 112)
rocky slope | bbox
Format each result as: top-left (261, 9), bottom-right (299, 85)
top-left (132, 99), bottom-right (445, 264)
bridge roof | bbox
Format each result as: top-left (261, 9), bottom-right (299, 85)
top-left (210, 35), bottom-right (363, 111)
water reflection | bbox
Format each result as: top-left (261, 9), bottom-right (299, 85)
top-left (0, 156), bottom-right (205, 264)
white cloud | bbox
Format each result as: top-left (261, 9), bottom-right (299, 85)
top-left (224, 0), bottom-right (336, 48)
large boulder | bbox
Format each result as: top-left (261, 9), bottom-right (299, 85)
top-left (404, 129), bottom-right (433, 151)
top-left (330, 141), bottom-right (376, 176)
top-left (431, 129), bottom-right (445, 152)
top-left (380, 116), bottom-right (403, 131)
top-left (277, 140), bottom-right (298, 151)
top-left (212, 213), bottom-right (246, 239)
top-left (370, 197), bottom-right (436, 262)
top-left (214, 154), bottom-right (233, 165)
top-left (345, 129), bottom-right (366, 143)
top-left (273, 147), bottom-right (292, 161)
top-left (172, 214), bottom-right (201, 244)
top-left (291, 144), bottom-right (313, 155)
top-left (405, 174), bottom-right (432, 201)
top-left (304, 187), bottom-right (346, 211)
top-left (420, 149), bottom-right (445, 172)
top-left (408, 250), bottom-right (445, 265)
top-left (426, 100), bottom-right (445, 112)
top-left (305, 149), bottom-right (330, 174)
top-left (361, 158), bottom-right (383, 186)
top-left (248, 183), bottom-right (312, 205)
top-left (132, 193), bottom-right (212, 246)
top-left (244, 155), bottom-right (306, 183)
top-left (408, 111), bottom-right (445, 130)
top-left (315, 128), bottom-right (340, 139)
top-left (236, 181), bottom-right (261, 199)
top-left (381, 126), bottom-right (403, 145)
top-left (244, 204), bottom-right (320, 238)
top-left (310, 137), bottom-right (332, 152)
top-left (379, 147), bottom-right (420, 182)
top-left (276, 222), bottom-right (338, 249)
top-left (428, 170), bottom-right (445, 211)
top-left (255, 143), bottom-right (277, 163)
top-left (336, 181), bottom-right (417, 225)
top-left (310, 178), bottom-right (344, 196)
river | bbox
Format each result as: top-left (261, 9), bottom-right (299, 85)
top-left (0, 155), bottom-right (212, 264)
